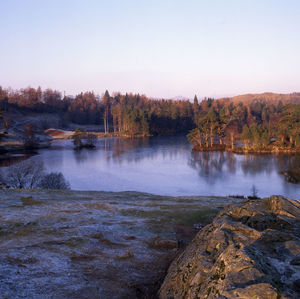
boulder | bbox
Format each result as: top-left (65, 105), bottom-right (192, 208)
top-left (159, 196), bottom-right (300, 299)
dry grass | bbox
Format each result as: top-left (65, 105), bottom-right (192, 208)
top-left (90, 232), bottom-right (128, 247)
top-left (116, 251), bottom-right (134, 260)
top-left (20, 196), bottom-right (41, 205)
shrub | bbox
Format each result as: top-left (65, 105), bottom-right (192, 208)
top-left (1, 159), bottom-right (70, 190)
top-left (38, 172), bottom-right (70, 190)
top-left (2, 159), bottom-right (44, 189)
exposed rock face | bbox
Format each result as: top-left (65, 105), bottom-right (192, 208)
top-left (159, 196), bottom-right (300, 299)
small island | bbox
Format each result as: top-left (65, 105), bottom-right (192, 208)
top-left (187, 96), bottom-right (300, 154)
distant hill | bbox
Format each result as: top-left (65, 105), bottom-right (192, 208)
top-left (221, 92), bottom-right (300, 104)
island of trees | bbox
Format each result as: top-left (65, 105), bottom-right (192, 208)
top-left (188, 95), bottom-right (300, 153)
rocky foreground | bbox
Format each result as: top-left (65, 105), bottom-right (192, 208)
top-left (160, 196), bottom-right (300, 299)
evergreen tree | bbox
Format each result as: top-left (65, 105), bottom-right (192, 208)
top-left (102, 90), bottom-right (111, 134)
top-left (242, 125), bottom-right (251, 148)
top-left (193, 95), bottom-right (199, 124)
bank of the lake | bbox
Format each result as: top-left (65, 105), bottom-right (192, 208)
top-left (44, 128), bottom-right (151, 140)
top-left (0, 126), bottom-right (151, 154)
top-left (192, 144), bottom-right (300, 154)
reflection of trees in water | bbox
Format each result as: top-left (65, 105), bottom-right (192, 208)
top-left (189, 150), bottom-right (300, 184)
top-left (111, 138), bottom-right (149, 161)
top-left (73, 148), bottom-right (100, 164)
top-left (99, 136), bottom-right (191, 165)
top-left (276, 155), bottom-right (300, 171)
top-left (188, 151), bottom-right (228, 184)
top-left (73, 150), bottom-right (89, 164)
top-left (241, 154), bottom-right (300, 175)
top-left (100, 137), bottom-right (151, 164)
top-left (226, 151), bottom-right (236, 174)
top-left (240, 155), bottom-right (274, 175)
top-left (0, 154), bottom-right (34, 167)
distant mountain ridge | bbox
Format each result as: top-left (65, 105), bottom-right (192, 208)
top-left (221, 92), bottom-right (300, 104)
top-left (171, 92), bottom-right (300, 104)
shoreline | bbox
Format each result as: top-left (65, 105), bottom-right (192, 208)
top-left (192, 144), bottom-right (300, 155)
top-left (0, 129), bottom-right (152, 154)
top-left (44, 128), bottom-right (152, 140)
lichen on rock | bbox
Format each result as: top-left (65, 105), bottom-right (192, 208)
top-left (159, 196), bottom-right (300, 299)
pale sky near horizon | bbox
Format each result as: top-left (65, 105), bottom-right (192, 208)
top-left (0, 0), bottom-right (300, 99)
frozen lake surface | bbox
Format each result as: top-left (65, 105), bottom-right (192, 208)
top-left (30, 136), bottom-right (300, 199)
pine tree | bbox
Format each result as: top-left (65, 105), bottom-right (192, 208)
top-left (242, 125), bottom-right (251, 149)
top-left (102, 90), bottom-right (110, 134)
top-left (193, 95), bottom-right (199, 124)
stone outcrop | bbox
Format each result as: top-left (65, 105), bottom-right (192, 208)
top-left (159, 196), bottom-right (300, 299)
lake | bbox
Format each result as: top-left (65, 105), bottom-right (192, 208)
top-left (17, 136), bottom-right (300, 199)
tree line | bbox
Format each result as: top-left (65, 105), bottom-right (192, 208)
top-left (0, 86), bottom-right (194, 136)
top-left (0, 86), bottom-right (299, 147)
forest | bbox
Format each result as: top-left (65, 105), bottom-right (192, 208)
top-left (0, 87), bottom-right (194, 136)
top-left (0, 86), bottom-right (299, 151)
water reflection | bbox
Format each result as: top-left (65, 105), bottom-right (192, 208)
top-left (189, 151), bottom-right (300, 185)
top-left (0, 153), bottom-right (34, 167)
top-left (95, 136), bottom-right (190, 165)
top-left (1, 136), bottom-right (299, 198)
top-left (188, 151), bottom-right (226, 185)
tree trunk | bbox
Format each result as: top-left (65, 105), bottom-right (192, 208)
top-left (106, 109), bottom-right (108, 133)
top-left (231, 132), bottom-right (234, 149)
top-left (118, 113), bottom-right (122, 132)
top-left (112, 115), bottom-right (116, 132)
top-left (103, 112), bottom-right (107, 134)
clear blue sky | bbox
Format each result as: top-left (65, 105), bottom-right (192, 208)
top-left (0, 0), bottom-right (300, 98)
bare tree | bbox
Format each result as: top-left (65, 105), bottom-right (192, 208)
top-left (2, 159), bottom-right (44, 189)
top-left (2, 160), bottom-right (70, 190)
top-left (38, 172), bottom-right (70, 190)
